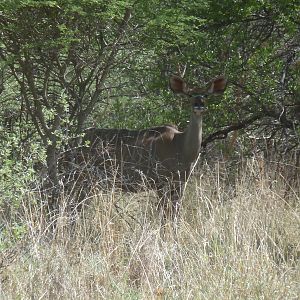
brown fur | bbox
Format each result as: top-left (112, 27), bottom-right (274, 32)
top-left (61, 75), bottom-right (227, 221)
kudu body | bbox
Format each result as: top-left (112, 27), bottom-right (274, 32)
top-left (64, 75), bottom-right (226, 219)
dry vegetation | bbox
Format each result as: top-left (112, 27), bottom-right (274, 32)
top-left (0, 157), bottom-right (299, 299)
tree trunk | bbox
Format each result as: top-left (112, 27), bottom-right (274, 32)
top-left (46, 143), bottom-right (59, 212)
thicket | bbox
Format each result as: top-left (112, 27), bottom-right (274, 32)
top-left (0, 0), bottom-right (298, 259)
top-left (1, 1), bottom-right (299, 188)
top-left (0, 1), bottom-right (299, 297)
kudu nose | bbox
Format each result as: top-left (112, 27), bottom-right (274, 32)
top-left (191, 95), bottom-right (207, 113)
top-left (193, 102), bottom-right (206, 110)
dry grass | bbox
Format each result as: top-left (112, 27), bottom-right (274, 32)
top-left (0, 158), bottom-right (299, 299)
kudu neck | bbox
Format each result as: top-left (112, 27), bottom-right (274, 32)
top-left (182, 113), bottom-right (203, 163)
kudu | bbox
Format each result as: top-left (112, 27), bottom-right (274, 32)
top-left (64, 75), bottom-right (227, 221)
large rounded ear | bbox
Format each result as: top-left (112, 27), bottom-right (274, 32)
top-left (206, 76), bottom-right (227, 94)
top-left (169, 75), bottom-right (188, 94)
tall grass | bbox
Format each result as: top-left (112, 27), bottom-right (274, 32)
top-left (0, 157), bottom-right (299, 299)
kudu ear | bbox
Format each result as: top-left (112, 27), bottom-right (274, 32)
top-left (206, 76), bottom-right (227, 94)
top-left (169, 75), bottom-right (188, 94)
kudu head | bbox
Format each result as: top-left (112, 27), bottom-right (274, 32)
top-left (169, 75), bottom-right (227, 116)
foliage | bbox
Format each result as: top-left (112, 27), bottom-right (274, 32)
top-left (0, 2), bottom-right (299, 295)
top-left (0, 0), bottom-right (299, 204)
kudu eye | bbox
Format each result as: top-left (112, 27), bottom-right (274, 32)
top-left (191, 94), bottom-right (206, 103)
top-left (191, 94), bottom-right (206, 100)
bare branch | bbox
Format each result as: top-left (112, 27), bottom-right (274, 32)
top-left (202, 114), bottom-right (262, 148)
